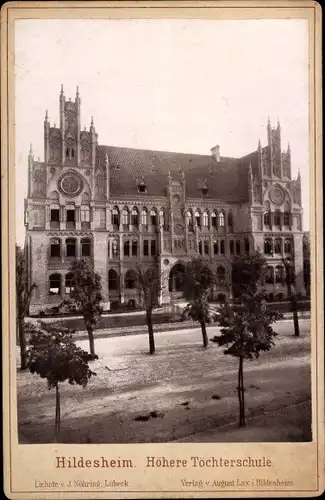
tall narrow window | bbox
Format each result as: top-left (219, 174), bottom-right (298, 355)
top-left (284, 212), bottom-right (290, 226)
top-left (213, 240), bottom-right (219, 255)
top-left (132, 240), bottom-right (138, 256)
top-left (150, 209), bottom-right (157, 226)
top-left (195, 211), bottom-right (201, 228)
top-left (219, 212), bottom-right (225, 227)
top-left (50, 238), bottom-right (61, 258)
top-left (204, 240), bottom-right (209, 255)
top-left (245, 238), bottom-right (250, 254)
top-left (125, 270), bottom-right (136, 289)
top-left (264, 238), bottom-right (273, 255)
top-left (108, 269), bottom-right (119, 290)
top-left (274, 238), bottom-right (282, 254)
top-left (211, 212), bottom-right (217, 228)
top-left (112, 207), bottom-right (120, 227)
top-left (217, 266), bottom-right (226, 283)
top-left (66, 238), bottom-right (76, 257)
top-left (131, 208), bottom-right (139, 226)
top-left (150, 240), bottom-right (156, 256)
top-left (198, 241), bottom-right (203, 255)
top-left (159, 209), bottom-right (166, 229)
top-left (274, 210), bottom-right (281, 226)
top-left (284, 239), bottom-right (292, 254)
top-left (236, 240), bottom-right (241, 255)
top-left (264, 211), bottom-right (271, 226)
top-left (112, 240), bottom-right (118, 257)
top-left (275, 266), bottom-right (284, 283)
top-left (122, 208), bottom-right (129, 226)
top-left (71, 148), bottom-right (75, 158)
top-left (220, 240), bottom-right (225, 255)
top-left (230, 240), bottom-right (234, 255)
top-left (81, 238), bottom-right (91, 257)
top-left (228, 212), bottom-right (233, 229)
top-left (50, 209), bottom-right (60, 223)
top-left (203, 211), bottom-right (209, 227)
top-left (143, 240), bottom-right (149, 256)
top-left (187, 211), bottom-right (193, 226)
top-left (124, 240), bottom-right (130, 257)
top-left (81, 206), bottom-right (90, 222)
top-left (141, 209), bottom-right (148, 226)
top-left (66, 208), bottom-right (75, 222)
top-left (65, 273), bottom-right (74, 294)
top-left (49, 274), bottom-right (61, 295)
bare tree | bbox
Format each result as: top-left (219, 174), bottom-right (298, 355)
top-left (135, 266), bottom-right (163, 355)
top-left (282, 257), bottom-right (300, 337)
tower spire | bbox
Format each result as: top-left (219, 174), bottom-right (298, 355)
top-left (60, 84), bottom-right (64, 96)
top-left (29, 143), bottom-right (33, 155)
top-left (76, 85), bottom-right (79, 97)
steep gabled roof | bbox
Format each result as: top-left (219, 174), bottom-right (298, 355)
top-left (96, 144), bottom-right (252, 203)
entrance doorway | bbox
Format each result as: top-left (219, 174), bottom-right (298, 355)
top-left (169, 263), bottom-right (186, 293)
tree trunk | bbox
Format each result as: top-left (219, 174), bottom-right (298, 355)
top-left (200, 321), bottom-right (209, 348)
top-left (146, 310), bottom-right (155, 354)
top-left (18, 317), bottom-right (27, 370)
top-left (86, 326), bottom-right (96, 356)
top-left (237, 356), bottom-right (246, 427)
top-left (55, 383), bottom-right (61, 442)
top-left (286, 282), bottom-right (300, 337)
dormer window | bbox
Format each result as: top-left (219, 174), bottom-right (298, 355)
top-left (201, 186), bottom-right (208, 196)
top-left (138, 181), bottom-right (147, 193)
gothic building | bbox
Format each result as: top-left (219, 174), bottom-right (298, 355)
top-left (24, 86), bottom-right (305, 315)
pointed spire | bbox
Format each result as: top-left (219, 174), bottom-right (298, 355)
top-left (297, 168), bottom-right (301, 180)
top-left (76, 85), bottom-right (79, 97)
top-left (60, 84), bottom-right (64, 95)
top-left (287, 141), bottom-right (291, 153)
top-left (29, 143), bottom-right (33, 155)
top-left (258, 138), bottom-right (262, 150)
top-left (267, 116), bottom-right (271, 127)
top-left (45, 109), bottom-right (48, 121)
top-left (53, 122), bottom-right (56, 128)
top-left (105, 151), bottom-right (109, 167)
top-left (91, 116), bottom-right (94, 126)
top-left (277, 118), bottom-right (281, 130)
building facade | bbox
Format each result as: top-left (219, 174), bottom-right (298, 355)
top-left (24, 87), bottom-right (305, 315)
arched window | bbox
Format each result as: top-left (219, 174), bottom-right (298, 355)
top-left (132, 240), bottom-right (138, 256)
top-left (284, 239), bottom-right (293, 254)
top-left (213, 240), bottom-right (219, 255)
top-left (274, 238), bottom-right (282, 254)
top-left (195, 211), bottom-right (201, 227)
top-left (211, 212), bottom-right (217, 228)
top-left (82, 192), bottom-right (90, 203)
top-left (49, 273), bottom-right (61, 295)
top-left (198, 241), bottom-right (203, 255)
top-left (122, 207), bottom-right (129, 226)
top-left (204, 240), bottom-right (209, 255)
top-left (236, 240), bottom-right (241, 255)
top-left (66, 238), bottom-right (76, 257)
top-left (66, 148), bottom-right (70, 158)
top-left (141, 208), bottom-right (148, 226)
top-left (124, 240), bottom-right (130, 257)
top-left (264, 238), bottom-right (273, 255)
top-left (187, 210), bottom-right (193, 226)
top-left (108, 269), bottom-right (119, 290)
top-left (274, 210), bottom-right (281, 226)
top-left (125, 270), bottom-right (137, 289)
top-left (65, 272), bottom-right (74, 294)
top-left (275, 266), bottom-right (284, 283)
top-left (219, 212), bottom-right (225, 227)
top-left (81, 238), bottom-right (91, 257)
top-left (150, 209), bottom-right (157, 226)
top-left (131, 208), bottom-right (139, 226)
top-left (264, 211), bottom-right (271, 226)
top-left (203, 211), bottom-right (209, 227)
top-left (50, 238), bottom-right (61, 258)
top-left (230, 240), bottom-right (234, 255)
top-left (265, 266), bottom-right (274, 284)
top-left (112, 207), bottom-right (120, 227)
top-left (217, 266), bottom-right (226, 282)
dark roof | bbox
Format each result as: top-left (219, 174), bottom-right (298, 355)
top-left (96, 144), bottom-right (252, 202)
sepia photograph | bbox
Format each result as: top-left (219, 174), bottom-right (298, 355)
top-left (13, 16), bottom-right (313, 447)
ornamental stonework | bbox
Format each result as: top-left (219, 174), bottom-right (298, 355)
top-left (269, 185), bottom-right (284, 206)
top-left (58, 172), bottom-right (83, 197)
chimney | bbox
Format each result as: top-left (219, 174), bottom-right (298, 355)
top-left (210, 144), bottom-right (220, 162)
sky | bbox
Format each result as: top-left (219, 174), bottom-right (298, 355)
top-left (15, 18), bottom-right (309, 245)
